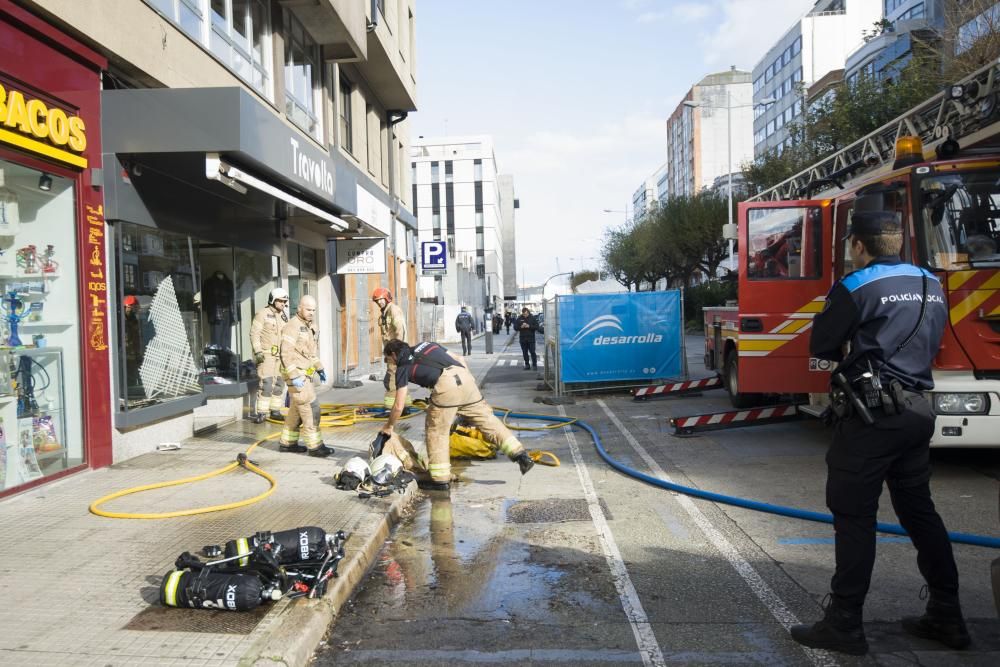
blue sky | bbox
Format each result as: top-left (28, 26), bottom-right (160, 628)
top-left (412, 0), bottom-right (816, 286)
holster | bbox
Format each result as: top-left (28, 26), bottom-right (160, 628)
top-left (830, 373), bottom-right (875, 426)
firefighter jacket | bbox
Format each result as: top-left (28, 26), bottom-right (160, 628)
top-left (395, 342), bottom-right (464, 389)
top-left (809, 257), bottom-right (946, 390)
top-left (280, 314), bottom-right (323, 382)
top-left (250, 305), bottom-right (287, 362)
top-left (379, 302), bottom-right (407, 344)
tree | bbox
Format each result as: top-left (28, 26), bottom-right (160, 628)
top-left (570, 270), bottom-right (599, 292)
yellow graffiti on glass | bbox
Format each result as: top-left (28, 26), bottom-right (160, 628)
top-left (0, 82), bottom-right (87, 167)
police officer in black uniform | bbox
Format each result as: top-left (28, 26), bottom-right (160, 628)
top-left (790, 210), bottom-right (968, 655)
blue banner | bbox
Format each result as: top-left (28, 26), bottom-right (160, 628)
top-left (558, 291), bottom-right (682, 383)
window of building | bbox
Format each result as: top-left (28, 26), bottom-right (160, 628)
top-left (145, 0), bottom-right (271, 97)
top-left (365, 104), bottom-right (376, 175)
top-left (0, 161), bottom-right (83, 489)
top-left (283, 9), bottom-right (321, 140)
top-left (430, 161), bottom-right (440, 184)
top-left (444, 161), bottom-right (453, 184)
top-left (339, 76), bottom-right (353, 154)
top-left (753, 75), bottom-right (764, 94)
top-left (792, 67), bottom-right (802, 84)
top-left (957, 3), bottom-right (1000, 54)
top-left (791, 35), bottom-right (802, 57)
top-left (747, 206), bottom-right (822, 279)
top-left (474, 159), bottom-right (483, 181)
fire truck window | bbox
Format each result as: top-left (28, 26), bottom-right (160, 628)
top-left (747, 207), bottom-right (822, 280)
top-left (920, 173), bottom-right (1000, 269)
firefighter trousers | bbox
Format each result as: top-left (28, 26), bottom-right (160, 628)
top-left (254, 375), bottom-right (285, 415)
top-left (383, 359), bottom-right (398, 407)
top-left (281, 378), bottom-right (322, 449)
top-left (424, 365), bottom-right (524, 483)
top-left (825, 393), bottom-right (959, 614)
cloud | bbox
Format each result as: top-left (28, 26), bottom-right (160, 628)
top-left (697, 0), bottom-right (813, 69)
top-left (634, 1), bottom-right (714, 25)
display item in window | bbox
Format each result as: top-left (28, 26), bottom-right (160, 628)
top-left (202, 270), bottom-right (234, 349)
top-left (249, 287), bottom-right (289, 423)
top-left (138, 276), bottom-right (201, 399)
top-left (2, 290), bottom-right (28, 347)
top-left (16, 245), bottom-right (38, 275)
top-left (0, 169), bottom-right (21, 236)
top-left (41, 244), bottom-right (58, 274)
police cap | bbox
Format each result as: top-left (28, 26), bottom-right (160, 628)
top-left (843, 210), bottom-right (901, 240)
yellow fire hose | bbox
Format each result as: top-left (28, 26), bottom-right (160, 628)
top-left (89, 402), bottom-right (561, 519)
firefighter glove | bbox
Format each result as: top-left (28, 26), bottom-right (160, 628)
top-left (291, 376), bottom-right (306, 389)
top-left (254, 352), bottom-right (265, 364)
top-left (317, 369), bottom-right (327, 383)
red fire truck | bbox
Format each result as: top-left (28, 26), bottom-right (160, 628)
top-left (704, 61), bottom-right (1000, 448)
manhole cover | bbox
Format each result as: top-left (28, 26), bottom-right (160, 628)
top-left (192, 432), bottom-right (260, 445)
top-left (506, 498), bottom-right (612, 523)
top-left (124, 603), bottom-right (270, 634)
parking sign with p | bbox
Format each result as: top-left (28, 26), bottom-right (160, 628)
top-left (421, 241), bottom-right (447, 274)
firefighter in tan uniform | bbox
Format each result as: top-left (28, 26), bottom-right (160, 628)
top-left (372, 287), bottom-right (407, 407)
top-left (380, 339), bottom-right (534, 491)
top-left (248, 288), bottom-right (289, 423)
top-left (278, 295), bottom-right (334, 457)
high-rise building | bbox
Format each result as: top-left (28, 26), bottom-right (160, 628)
top-left (845, 1), bottom-right (944, 86)
top-left (752, 0), bottom-right (881, 156)
top-left (632, 163), bottom-right (668, 218)
top-left (412, 136), bottom-right (509, 330)
top-left (497, 175), bottom-right (519, 302)
top-left (666, 68), bottom-right (752, 198)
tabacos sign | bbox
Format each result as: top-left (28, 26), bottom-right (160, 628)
top-left (0, 82), bottom-right (88, 168)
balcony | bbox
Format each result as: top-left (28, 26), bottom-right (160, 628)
top-left (279, 0), bottom-right (367, 61)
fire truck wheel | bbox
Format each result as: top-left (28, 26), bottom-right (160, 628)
top-left (724, 351), bottom-right (759, 409)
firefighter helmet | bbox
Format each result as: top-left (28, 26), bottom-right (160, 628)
top-left (335, 456), bottom-right (371, 490)
top-left (268, 287), bottom-right (289, 305)
top-left (371, 287), bottom-right (392, 303)
top-left (370, 453), bottom-right (403, 486)
top-left (123, 295), bottom-right (139, 307)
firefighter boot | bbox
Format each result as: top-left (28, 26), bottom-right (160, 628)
top-left (417, 479), bottom-right (450, 492)
top-left (249, 413), bottom-right (266, 424)
top-left (513, 451), bottom-right (534, 475)
top-left (901, 588), bottom-right (971, 649)
top-left (269, 410), bottom-right (284, 421)
top-left (307, 443), bottom-right (335, 458)
top-left (279, 443), bottom-right (307, 453)
top-left (790, 597), bottom-right (868, 656)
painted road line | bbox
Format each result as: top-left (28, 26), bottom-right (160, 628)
top-left (557, 405), bottom-right (666, 667)
top-left (596, 399), bottom-right (837, 667)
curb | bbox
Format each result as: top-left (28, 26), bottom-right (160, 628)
top-left (239, 481), bottom-right (417, 667)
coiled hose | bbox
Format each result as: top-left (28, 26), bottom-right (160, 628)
top-left (498, 410), bottom-right (1000, 550)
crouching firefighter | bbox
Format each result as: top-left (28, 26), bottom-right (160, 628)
top-left (249, 287), bottom-right (289, 423)
top-left (380, 340), bottom-right (534, 490)
top-left (279, 295), bottom-right (334, 457)
top-left (791, 210), bottom-right (968, 655)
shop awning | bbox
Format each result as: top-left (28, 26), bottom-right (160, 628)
top-left (206, 154), bottom-right (347, 231)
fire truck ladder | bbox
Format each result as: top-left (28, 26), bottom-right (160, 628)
top-left (633, 377), bottom-right (723, 400)
top-left (670, 403), bottom-right (805, 437)
top-left (749, 58), bottom-right (1000, 202)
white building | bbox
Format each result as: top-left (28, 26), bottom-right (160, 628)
top-left (845, 1), bottom-right (943, 86)
top-left (498, 174), bottom-right (519, 301)
top-left (632, 163), bottom-right (668, 218)
top-left (666, 68), bottom-right (753, 198)
top-left (752, 0), bottom-right (881, 156)
top-left (412, 136), bottom-right (511, 333)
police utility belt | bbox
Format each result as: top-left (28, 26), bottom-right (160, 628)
top-left (828, 273), bottom-right (928, 427)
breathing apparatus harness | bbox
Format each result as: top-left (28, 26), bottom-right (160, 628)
top-left (402, 343), bottom-right (485, 409)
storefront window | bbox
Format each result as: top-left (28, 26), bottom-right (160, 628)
top-left (115, 223), bottom-right (278, 412)
top-left (287, 242), bottom-right (318, 306)
top-left (0, 160), bottom-right (83, 491)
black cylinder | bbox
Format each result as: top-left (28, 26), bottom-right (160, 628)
top-left (223, 526), bottom-right (327, 564)
top-left (161, 570), bottom-right (263, 611)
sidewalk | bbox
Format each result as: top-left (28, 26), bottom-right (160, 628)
top-left (0, 335), bottom-right (516, 667)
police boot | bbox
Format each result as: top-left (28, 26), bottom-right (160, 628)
top-left (512, 451), bottom-right (534, 475)
top-left (901, 588), bottom-right (971, 649)
top-left (790, 597), bottom-right (868, 656)
top-left (279, 442), bottom-right (307, 454)
top-left (307, 444), bottom-right (335, 458)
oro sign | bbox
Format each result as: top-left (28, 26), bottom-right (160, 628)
top-left (329, 238), bottom-right (387, 275)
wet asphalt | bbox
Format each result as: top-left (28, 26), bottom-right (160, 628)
top-left (315, 335), bottom-right (1000, 666)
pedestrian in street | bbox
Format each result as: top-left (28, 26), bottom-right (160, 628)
top-left (380, 339), bottom-right (534, 491)
top-left (248, 287), bottom-right (289, 423)
top-left (504, 310), bottom-right (512, 334)
top-left (278, 295), bottom-right (334, 457)
top-left (373, 287), bottom-right (407, 407)
top-left (492, 312), bottom-right (503, 334)
top-left (791, 210), bottom-right (967, 655)
top-left (455, 306), bottom-right (474, 356)
top-left (513, 306), bottom-right (538, 370)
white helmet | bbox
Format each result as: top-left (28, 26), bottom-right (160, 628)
top-left (369, 453), bottom-right (403, 486)
top-left (335, 456), bottom-right (371, 490)
top-left (268, 287), bottom-right (289, 305)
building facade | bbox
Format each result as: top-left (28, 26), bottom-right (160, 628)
top-left (844, 1), bottom-right (944, 86)
top-left (752, 0), bottom-right (881, 156)
top-left (1, 0), bottom-right (419, 495)
top-left (666, 68), bottom-right (752, 198)
top-left (411, 136), bottom-right (510, 338)
top-left (631, 163), bottom-right (668, 218)
top-left (497, 174), bottom-right (518, 303)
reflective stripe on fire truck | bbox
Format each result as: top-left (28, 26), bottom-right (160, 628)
top-left (947, 269), bottom-right (1000, 325)
top-left (738, 296), bottom-right (825, 357)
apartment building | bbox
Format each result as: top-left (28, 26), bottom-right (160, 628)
top-left (845, 1), bottom-right (944, 86)
top-left (752, 0), bottom-right (881, 156)
top-left (411, 136), bottom-right (512, 337)
top-left (0, 0), bottom-right (418, 495)
top-left (497, 174), bottom-right (519, 302)
top-left (631, 163), bottom-right (668, 218)
top-left (666, 68), bottom-right (752, 198)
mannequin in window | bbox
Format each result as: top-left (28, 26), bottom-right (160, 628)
top-left (202, 270), bottom-right (235, 349)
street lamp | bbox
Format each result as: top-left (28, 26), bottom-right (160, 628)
top-left (541, 271), bottom-right (574, 299)
top-left (602, 207), bottom-right (630, 224)
top-left (684, 89), bottom-right (776, 271)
